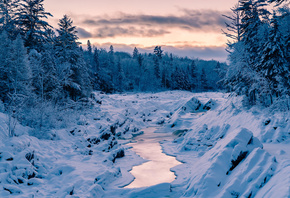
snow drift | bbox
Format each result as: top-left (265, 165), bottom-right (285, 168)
top-left (182, 128), bottom-right (277, 198)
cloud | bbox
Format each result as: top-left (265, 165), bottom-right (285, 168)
top-left (94, 26), bottom-right (170, 38)
top-left (81, 9), bottom-right (231, 34)
top-left (162, 45), bottom-right (228, 62)
top-left (76, 27), bottom-right (92, 38)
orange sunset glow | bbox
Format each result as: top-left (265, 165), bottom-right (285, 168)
top-left (44, 0), bottom-right (238, 61)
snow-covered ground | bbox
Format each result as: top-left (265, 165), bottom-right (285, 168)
top-left (0, 91), bottom-right (289, 197)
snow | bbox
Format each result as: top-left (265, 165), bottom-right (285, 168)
top-left (0, 91), bottom-right (289, 197)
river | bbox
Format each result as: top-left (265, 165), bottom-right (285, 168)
top-left (125, 127), bottom-right (182, 188)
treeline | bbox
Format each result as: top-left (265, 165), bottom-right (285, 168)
top-left (223, 0), bottom-right (290, 107)
top-left (86, 44), bottom-right (226, 93)
top-left (0, 0), bottom-right (225, 134)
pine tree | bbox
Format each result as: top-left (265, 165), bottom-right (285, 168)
top-left (56, 15), bottom-right (79, 64)
top-left (40, 45), bottom-right (59, 100)
top-left (0, 31), bottom-right (12, 102)
top-left (153, 46), bottom-right (163, 80)
top-left (87, 40), bottom-right (92, 55)
top-left (108, 45), bottom-right (115, 82)
top-left (15, 0), bottom-right (52, 51)
top-left (109, 45), bottom-right (114, 55)
top-left (258, 12), bottom-right (288, 100)
top-left (200, 68), bottom-right (208, 91)
top-left (84, 40), bottom-right (94, 88)
top-left (0, 0), bottom-right (19, 37)
top-left (223, 0), bottom-right (269, 103)
top-left (171, 66), bottom-right (178, 90)
top-left (170, 67), bottom-right (190, 90)
top-left (189, 60), bottom-right (197, 90)
top-left (116, 59), bottom-right (125, 91)
top-left (7, 35), bottom-right (32, 96)
top-left (161, 67), bottom-right (168, 88)
top-left (278, 7), bottom-right (290, 67)
top-left (222, 3), bottom-right (242, 43)
top-left (90, 48), bottom-right (100, 90)
top-left (29, 49), bottom-right (42, 95)
top-left (239, 0), bottom-right (268, 62)
top-left (153, 55), bottom-right (160, 79)
top-left (137, 54), bottom-right (143, 69)
top-left (55, 15), bottom-right (91, 101)
top-left (133, 47), bottom-right (139, 59)
top-left (154, 46), bottom-right (163, 59)
top-left (6, 36), bottom-right (33, 135)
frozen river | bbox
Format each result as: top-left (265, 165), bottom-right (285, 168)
top-left (125, 127), bottom-right (182, 188)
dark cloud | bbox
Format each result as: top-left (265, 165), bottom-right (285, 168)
top-left (81, 9), bottom-right (231, 33)
top-left (162, 45), bottom-right (228, 62)
top-left (94, 26), bottom-right (170, 38)
top-left (76, 27), bottom-right (92, 38)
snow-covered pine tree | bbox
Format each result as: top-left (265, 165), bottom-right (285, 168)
top-left (0, 32), bottom-right (12, 102)
top-left (89, 48), bottom-right (101, 90)
top-left (153, 55), bottom-right (161, 83)
top-left (55, 15), bottom-right (91, 101)
top-left (170, 66), bottom-right (189, 90)
top-left (87, 40), bottom-right (92, 55)
top-left (258, 12), bottom-right (288, 103)
top-left (223, 0), bottom-right (269, 103)
top-left (56, 15), bottom-right (79, 64)
top-left (239, 0), bottom-right (268, 66)
top-left (170, 66), bottom-right (178, 90)
top-left (222, 3), bottom-right (242, 44)
top-left (137, 54), bottom-right (143, 69)
top-left (109, 45), bottom-right (114, 55)
top-left (133, 47), bottom-right (139, 59)
top-left (116, 58), bottom-right (125, 91)
top-left (6, 35), bottom-right (33, 135)
top-left (222, 2), bottom-right (248, 94)
top-left (29, 49), bottom-right (42, 95)
top-left (200, 68), bottom-right (209, 91)
top-left (153, 46), bottom-right (162, 80)
top-left (154, 46), bottom-right (163, 59)
top-left (40, 44), bottom-right (59, 101)
top-left (93, 48), bottom-right (100, 73)
top-left (83, 40), bottom-right (95, 89)
top-left (108, 45), bottom-right (116, 83)
top-left (15, 0), bottom-right (52, 51)
top-left (0, 0), bottom-right (19, 37)
top-left (278, 6), bottom-right (290, 72)
top-left (7, 35), bottom-right (32, 97)
top-left (189, 60), bottom-right (198, 90)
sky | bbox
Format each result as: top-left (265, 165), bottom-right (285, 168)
top-left (44, 0), bottom-right (238, 62)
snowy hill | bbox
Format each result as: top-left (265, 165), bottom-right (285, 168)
top-left (0, 91), bottom-right (289, 197)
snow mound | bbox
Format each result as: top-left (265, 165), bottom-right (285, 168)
top-left (176, 97), bottom-right (203, 114)
top-left (168, 97), bottom-right (204, 129)
top-left (182, 128), bottom-right (277, 198)
top-left (255, 164), bottom-right (290, 198)
top-left (203, 99), bottom-right (217, 110)
top-left (177, 124), bottom-right (230, 154)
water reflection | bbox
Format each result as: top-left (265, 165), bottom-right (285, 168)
top-left (125, 127), bottom-right (182, 188)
